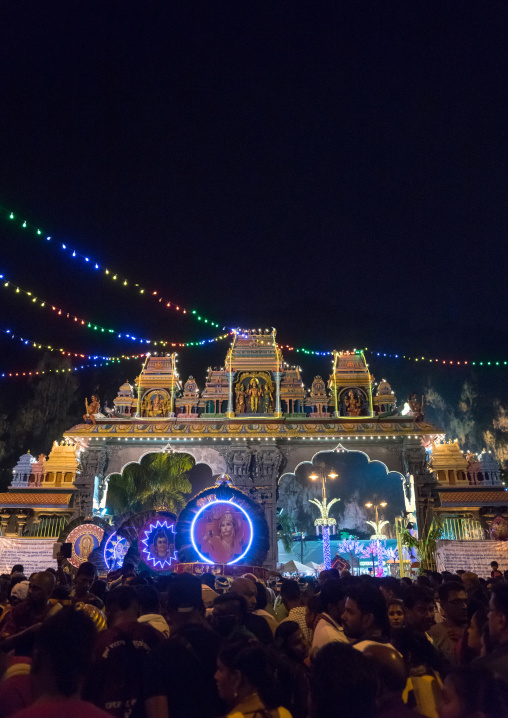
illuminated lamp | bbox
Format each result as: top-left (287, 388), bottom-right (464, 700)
top-left (191, 500), bottom-right (254, 565)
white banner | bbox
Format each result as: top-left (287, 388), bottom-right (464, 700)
top-left (0, 537), bottom-right (58, 574)
top-left (435, 540), bottom-right (508, 578)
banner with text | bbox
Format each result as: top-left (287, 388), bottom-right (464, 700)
top-left (436, 540), bottom-right (508, 577)
top-left (0, 537), bottom-right (57, 574)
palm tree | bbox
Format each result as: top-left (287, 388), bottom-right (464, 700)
top-left (106, 451), bottom-right (193, 515)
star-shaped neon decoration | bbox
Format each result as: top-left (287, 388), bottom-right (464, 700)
top-left (140, 519), bottom-right (177, 569)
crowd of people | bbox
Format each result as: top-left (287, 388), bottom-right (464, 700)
top-left (1, 559), bottom-right (508, 717)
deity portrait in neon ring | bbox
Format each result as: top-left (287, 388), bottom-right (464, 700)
top-left (191, 500), bottom-right (253, 565)
top-left (140, 519), bottom-right (177, 570)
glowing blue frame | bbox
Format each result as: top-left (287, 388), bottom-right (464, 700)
top-left (103, 531), bottom-right (130, 570)
top-left (190, 499), bottom-right (254, 565)
top-left (140, 519), bottom-right (177, 569)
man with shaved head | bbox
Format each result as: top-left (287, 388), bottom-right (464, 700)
top-left (0, 571), bottom-right (61, 644)
top-left (362, 643), bottom-right (415, 717)
top-left (229, 578), bottom-right (273, 645)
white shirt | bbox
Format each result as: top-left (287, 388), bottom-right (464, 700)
top-left (311, 613), bottom-right (349, 654)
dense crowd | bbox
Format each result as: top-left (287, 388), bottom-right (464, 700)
top-left (1, 560), bottom-right (508, 718)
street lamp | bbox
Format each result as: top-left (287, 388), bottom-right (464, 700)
top-left (365, 497), bottom-right (389, 539)
top-left (308, 465), bottom-right (340, 570)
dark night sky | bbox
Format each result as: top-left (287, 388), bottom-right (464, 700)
top-left (1, 2), bottom-right (508, 418)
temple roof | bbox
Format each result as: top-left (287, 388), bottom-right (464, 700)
top-left (64, 417), bottom-right (442, 440)
top-left (438, 489), bottom-right (508, 507)
top-left (0, 492), bottom-right (73, 508)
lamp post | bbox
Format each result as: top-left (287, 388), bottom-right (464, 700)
top-left (308, 464), bottom-right (340, 570)
top-left (365, 497), bottom-right (388, 539)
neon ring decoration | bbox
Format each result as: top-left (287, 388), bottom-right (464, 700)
top-left (66, 524), bottom-right (105, 568)
top-left (140, 519), bottom-right (177, 570)
top-left (103, 531), bottom-right (130, 571)
top-left (191, 500), bottom-right (253, 565)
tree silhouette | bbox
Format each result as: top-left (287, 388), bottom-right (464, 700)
top-left (106, 451), bottom-right (193, 514)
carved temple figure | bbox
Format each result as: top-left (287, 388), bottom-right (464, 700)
top-left (408, 393), bottom-right (424, 421)
top-left (262, 383), bottom-right (273, 413)
top-left (83, 395), bottom-right (100, 424)
top-left (235, 385), bottom-right (246, 413)
top-left (344, 390), bottom-right (362, 416)
top-left (247, 379), bottom-right (262, 413)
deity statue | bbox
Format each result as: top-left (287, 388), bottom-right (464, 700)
top-left (247, 379), bottom-right (262, 413)
top-left (151, 393), bottom-right (164, 417)
top-left (408, 393), bottom-right (424, 421)
top-left (344, 390), bottom-right (362, 416)
top-left (83, 395), bottom-right (100, 424)
top-left (262, 383), bottom-right (273, 413)
top-left (235, 385), bottom-right (246, 413)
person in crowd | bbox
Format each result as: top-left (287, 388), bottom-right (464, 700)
top-left (84, 586), bottom-right (162, 718)
top-left (135, 585), bottom-right (169, 638)
top-left (145, 574), bottom-right (223, 718)
top-left (230, 578), bottom-right (273, 644)
top-left (211, 592), bottom-right (255, 640)
top-left (68, 562), bottom-right (104, 609)
top-left (362, 642), bottom-right (416, 718)
top-left (310, 641), bottom-right (377, 718)
top-left (387, 598), bottom-right (405, 630)
top-left (342, 584), bottom-right (393, 651)
top-left (380, 576), bottom-right (402, 603)
top-left (0, 573), bottom-right (61, 650)
top-left (475, 581), bottom-right (508, 680)
top-left (11, 566), bottom-right (24, 576)
top-left (215, 639), bottom-right (289, 718)
top-left (200, 572), bottom-right (219, 608)
top-left (458, 607), bottom-right (488, 665)
top-left (6, 607), bottom-right (110, 718)
top-left (214, 575), bottom-right (230, 595)
top-left (312, 579), bottom-right (348, 654)
top-left (429, 582), bottom-right (468, 665)
top-left (279, 580), bottom-right (312, 647)
top-left (438, 664), bottom-right (508, 718)
top-left (491, 561), bottom-right (503, 579)
top-left (305, 594), bottom-right (322, 634)
top-left (90, 580), bottom-right (108, 605)
top-left (254, 580), bottom-right (278, 635)
top-left (273, 621), bottom-right (309, 718)
top-left (403, 585), bottom-right (436, 638)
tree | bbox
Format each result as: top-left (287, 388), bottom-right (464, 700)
top-left (106, 451), bottom-right (193, 514)
top-left (337, 536), bottom-right (362, 575)
top-left (277, 509), bottom-right (296, 553)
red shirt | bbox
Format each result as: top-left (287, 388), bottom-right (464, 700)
top-left (11, 699), bottom-right (110, 718)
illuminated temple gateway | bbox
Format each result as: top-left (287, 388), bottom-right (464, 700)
top-left (1, 329), bottom-right (507, 572)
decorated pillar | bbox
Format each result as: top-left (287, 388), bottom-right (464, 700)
top-left (402, 439), bottom-right (436, 544)
top-left (75, 446), bottom-right (107, 517)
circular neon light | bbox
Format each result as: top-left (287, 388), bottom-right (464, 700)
top-left (140, 519), bottom-right (177, 569)
top-left (103, 531), bottom-right (130, 571)
top-left (191, 499), bottom-right (254, 565)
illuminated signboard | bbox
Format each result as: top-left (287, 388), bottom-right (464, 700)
top-left (140, 519), bottom-right (177, 570)
top-left (66, 524), bottom-right (105, 569)
top-left (103, 531), bottom-right (130, 571)
top-left (191, 500), bottom-right (253, 565)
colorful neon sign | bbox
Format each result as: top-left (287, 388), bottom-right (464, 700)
top-left (140, 519), bottom-right (177, 570)
top-left (103, 531), bottom-right (130, 571)
top-left (190, 500), bottom-right (253, 565)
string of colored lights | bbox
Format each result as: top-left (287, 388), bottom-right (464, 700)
top-left (278, 344), bottom-right (508, 368)
top-left (2, 204), bottom-right (505, 368)
top-left (0, 328), bottom-right (148, 361)
top-left (1, 205), bottom-right (223, 328)
top-left (0, 359), bottom-right (124, 379)
top-left (0, 273), bottom-right (232, 347)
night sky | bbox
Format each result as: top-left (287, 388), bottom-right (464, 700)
top-left (1, 3), bottom-right (508, 431)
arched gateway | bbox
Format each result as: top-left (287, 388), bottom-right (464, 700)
top-left (59, 332), bottom-right (440, 570)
